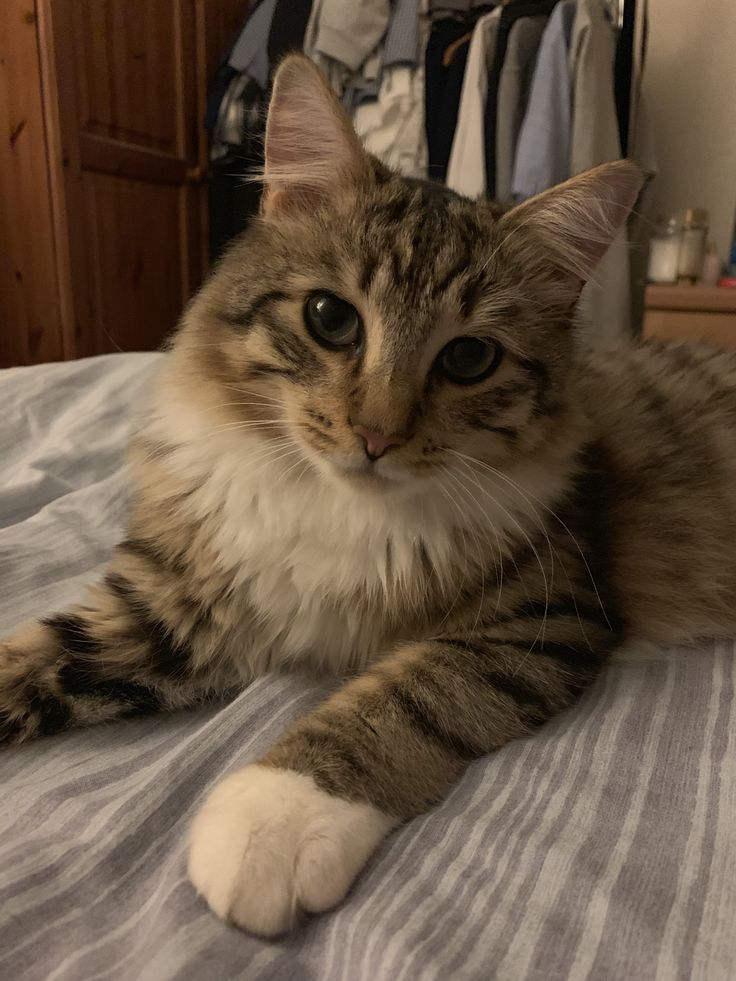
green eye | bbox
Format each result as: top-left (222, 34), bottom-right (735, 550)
top-left (438, 336), bottom-right (502, 384)
top-left (305, 292), bottom-right (361, 349)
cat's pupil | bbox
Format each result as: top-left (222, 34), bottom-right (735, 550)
top-left (440, 337), bottom-right (500, 384)
top-left (305, 292), bottom-right (360, 348)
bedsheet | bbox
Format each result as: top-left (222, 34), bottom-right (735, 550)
top-left (1, 354), bottom-right (734, 980)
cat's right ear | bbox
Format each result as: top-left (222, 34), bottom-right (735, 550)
top-left (261, 55), bottom-right (371, 217)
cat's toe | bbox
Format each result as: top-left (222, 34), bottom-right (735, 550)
top-left (187, 764), bottom-right (394, 936)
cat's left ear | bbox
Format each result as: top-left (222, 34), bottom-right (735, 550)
top-left (498, 161), bottom-right (643, 299)
top-left (261, 55), bottom-right (371, 217)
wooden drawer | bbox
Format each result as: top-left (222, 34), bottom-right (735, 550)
top-left (642, 286), bottom-right (736, 349)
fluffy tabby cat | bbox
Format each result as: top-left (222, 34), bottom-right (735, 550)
top-left (3, 56), bottom-right (736, 936)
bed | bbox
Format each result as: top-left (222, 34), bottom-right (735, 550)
top-left (1, 353), bottom-right (734, 981)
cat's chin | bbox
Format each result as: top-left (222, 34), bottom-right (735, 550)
top-left (315, 453), bottom-right (426, 495)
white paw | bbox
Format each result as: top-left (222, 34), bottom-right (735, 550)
top-left (187, 764), bottom-right (394, 936)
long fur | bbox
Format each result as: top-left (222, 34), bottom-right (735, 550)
top-left (2, 54), bottom-right (735, 936)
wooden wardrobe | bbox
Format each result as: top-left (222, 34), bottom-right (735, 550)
top-left (0, 0), bottom-right (246, 367)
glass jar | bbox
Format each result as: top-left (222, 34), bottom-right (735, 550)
top-left (647, 217), bottom-right (682, 284)
top-left (677, 208), bottom-right (708, 284)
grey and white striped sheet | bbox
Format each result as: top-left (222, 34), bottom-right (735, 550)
top-left (1, 353), bottom-right (735, 980)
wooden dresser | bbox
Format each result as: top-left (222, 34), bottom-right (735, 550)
top-left (643, 285), bottom-right (736, 349)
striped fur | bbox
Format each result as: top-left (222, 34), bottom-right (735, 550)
top-left (3, 55), bottom-right (736, 935)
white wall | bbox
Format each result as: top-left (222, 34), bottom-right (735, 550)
top-left (642, 0), bottom-right (736, 262)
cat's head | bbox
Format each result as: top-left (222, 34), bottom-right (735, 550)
top-left (184, 55), bottom-right (640, 496)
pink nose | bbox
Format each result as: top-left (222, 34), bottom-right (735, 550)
top-left (352, 425), bottom-right (405, 461)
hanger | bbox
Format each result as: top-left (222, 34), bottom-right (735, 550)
top-left (442, 31), bottom-right (474, 67)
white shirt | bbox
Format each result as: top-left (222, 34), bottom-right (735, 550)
top-left (445, 8), bottom-right (502, 199)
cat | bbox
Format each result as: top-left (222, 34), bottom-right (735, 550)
top-left (3, 53), bottom-right (736, 938)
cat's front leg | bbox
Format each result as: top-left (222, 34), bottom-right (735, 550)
top-left (189, 627), bottom-right (610, 935)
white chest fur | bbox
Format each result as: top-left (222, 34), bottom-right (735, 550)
top-left (145, 393), bottom-right (554, 675)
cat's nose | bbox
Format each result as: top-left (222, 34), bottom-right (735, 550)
top-left (352, 425), bottom-right (405, 461)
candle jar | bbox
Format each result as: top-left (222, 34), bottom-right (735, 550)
top-left (648, 217), bottom-right (682, 284)
top-left (677, 208), bottom-right (708, 284)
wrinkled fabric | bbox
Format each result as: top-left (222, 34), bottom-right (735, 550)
top-left (1, 354), bottom-right (735, 981)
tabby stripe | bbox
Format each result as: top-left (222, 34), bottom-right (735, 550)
top-left (263, 316), bottom-right (322, 376)
top-left (44, 613), bottom-right (100, 655)
top-left (27, 686), bottom-right (73, 736)
top-left (43, 615), bottom-right (163, 719)
top-left (459, 274), bottom-right (485, 320)
top-left (244, 361), bottom-right (298, 380)
top-left (304, 424), bottom-right (335, 446)
top-left (359, 252), bottom-right (380, 292)
top-left (520, 357), bottom-right (552, 416)
top-left (104, 573), bottom-right (194, 678)
top-left (391, 686), bottom-right (481, 761)
top-left (481, 669), bottom-right (552, 721)
top-left (432, 249), bottom-right (471, 298)
top-left (497, 596), bottom-right (612, 629)
top-left (58, 662), bottom-right (162, 714)
top-left (119, 537), bottom-right (187, 578)
top-left (477, 424), bottom-right (519, 442)
top-left (297, 727), bottom-right (373, 789)
top-left (229, 290), bottom-right (290, 331)
top-left (496, 637), bottom-right (603, 672)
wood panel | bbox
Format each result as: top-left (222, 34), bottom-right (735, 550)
top-left (643, 311), bottom-right (736, 350)
top-left (645, 285), bottom-right (736, 313)
top-left (201, 0), bottom-right (249, 86)
top-left (73, 0), bottom-right (182, 155)
top-left (49, 0), bottom-right (206, 356)
top-left (81, 173), bottom-right (186, 352)
top-left (0, 0), bottom-right (64, 367)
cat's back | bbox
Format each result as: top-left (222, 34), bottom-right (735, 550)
top-left (580, 338), bottom-right (736, 437)
top-left (577, 338), bottom-right (736, 644)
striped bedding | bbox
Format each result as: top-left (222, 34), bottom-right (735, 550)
top-left (0, 353), bottom-right (734, 981)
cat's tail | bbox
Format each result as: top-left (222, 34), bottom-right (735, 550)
top-left (0, 541), bottom-right (232, 745)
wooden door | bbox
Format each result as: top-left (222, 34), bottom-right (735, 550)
top-left (0, 0), bottom-right (66, 366)
top-left (45, 0), bottom-right (209, 356)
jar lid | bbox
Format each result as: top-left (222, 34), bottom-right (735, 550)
top-left (682, 207), bottom-right (708, 226)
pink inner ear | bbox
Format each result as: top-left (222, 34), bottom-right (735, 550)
top-left (522, 162), bottom-right (643, 281)
top-left (262, 56), bottom-right (368, 212)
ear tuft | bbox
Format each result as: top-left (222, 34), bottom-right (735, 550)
top-left (262, 55), bottom-right (370, 216)
top-left (499, 161), bottom-right (643, 298)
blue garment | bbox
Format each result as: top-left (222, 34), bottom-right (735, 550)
top-left (228, 0), bottom-right (278, 89)
top-left (511, 0), bottom-right (576, 200)
top-left (383, 0), bottom-right (420, 68)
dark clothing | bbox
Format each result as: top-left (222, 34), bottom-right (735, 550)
top-left (483, 0), bottom-right (556, 197)
top-left (267, 0), bottom-right (313, 67)
top-left (425, 19), bottom-right (474, 182)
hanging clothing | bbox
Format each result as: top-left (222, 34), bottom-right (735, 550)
top-left (445, 8), bottom-right (502, 198)
top-left (428, 0), bottom-right (494, 14)
top-left (425, 19), bottom-right (474, 182)
top-left (344, 0), bottom-right (421, 111)
top-left (208, 76), bottom-right (268, 264)
top-left (354, 65), bottom-right (428, 178)
top-left (570, 0), bottom-right (630, 344)
top-left (267, 0), bottom-right (313, 66)
top-left (228, 0), bottom-right (278, 89)
top-left (353, 0), bottom-right (427, 178)
top-left (511, 0), bottom-right (576, 201)
top-left (495, 15), bottom-right (547, 203)
top-left (383, 0), bottom-right (421, 66)
top-left (304, 0), bottom-right (391, 96)
top-left (483, 0), bottom-right (556, 199)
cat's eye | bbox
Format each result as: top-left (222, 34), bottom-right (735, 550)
top-left (438, 336), bottom-right (502, 384)
top-left (305, 292), bottom-right (361, 349)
